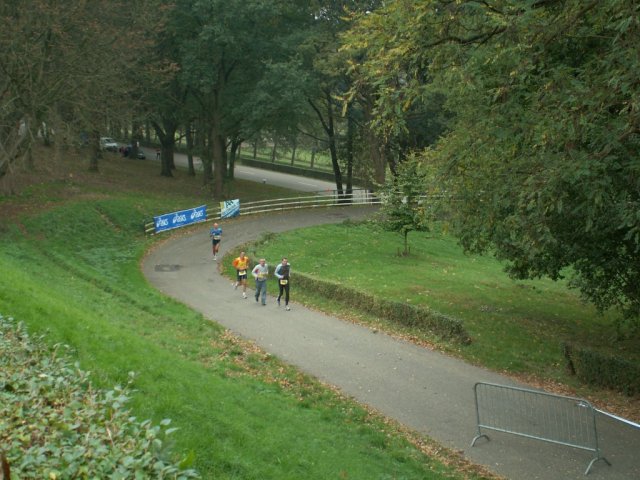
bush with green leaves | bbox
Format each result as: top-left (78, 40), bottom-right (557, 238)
top-left (562, 342), bottom-right (640, 396)
top-left (292, 272), bottom-right (471, 344)
top-left (0, 314), bottom-right (199, 479)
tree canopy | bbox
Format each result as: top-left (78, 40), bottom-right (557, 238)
top-left (4, 0), bottom-right (640, 326)
top-left (343, 0), bottom-right (640, 325)
top-left (164, 0), bottom-right (315, 196)
top-left (0, 0), bottom-right (152, 179)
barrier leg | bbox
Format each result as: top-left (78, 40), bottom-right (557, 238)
top-left (471, 433), bottom-right (490, 447)
top-left (584, 455), bottom-right (611, 475)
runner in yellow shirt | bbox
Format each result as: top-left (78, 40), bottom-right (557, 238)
top-left (232, 251), bottom-right (250, 299)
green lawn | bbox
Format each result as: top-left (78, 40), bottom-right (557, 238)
top-left (0, 156), bottom-right (493, 479)
top-left (3, 150), bottom-right (637, 478)
top-left (251, 222), bottom-right (639, 393)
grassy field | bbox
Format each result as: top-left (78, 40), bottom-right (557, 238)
top-left (0, 148), bottom-right (496, 479)
top-left (245, 222), bottom-right (640, 421)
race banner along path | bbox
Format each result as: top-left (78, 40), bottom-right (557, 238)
top-left (154, 205), bottom-right (207, 234)
top-left (220, 199), bottom-right (240, 219)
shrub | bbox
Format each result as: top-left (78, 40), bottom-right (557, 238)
top-left (562, 342), bottom-right (640, 396)
top-left (0, 314), bottom-right (199, 479)
top-left (293, 273), bottom-right (471, 344)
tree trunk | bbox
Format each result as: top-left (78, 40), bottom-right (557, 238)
top-left (271, 139), bottom-right (277, 163)
top-left (228, 137), bottom-right (242, 179)
top-left (324, 95), bottom-right (343, 196)
top-left (344, 108), bottom-right (355, 202)
top-left (41, 122), bottom-right (52, 147)
top-left (363, 97), bottom-right (386, 185)
top-left (386, 144), bottom-right (398, 177)
top-left (186, 123), bottom-right (195, 176)
top-left (290, 136), bottom-right (297, 165)
top-left (212, 132), bottom-right (225, 198)
top-left (160, 152), bottom-right (172, 176)
top-left (371, 137), bottom-right (386, 184)
top-left (200, 123), bottom-right (213, 185)
top-left (210, 105), bottom-right (225, 198)
top-left (130, 121), bottom-right (142, 160)
top-left (152, 120), bottom-right (177, 177)
top-left (89, 130), bottom-right (100, 172)
top-left (160, 145), bottom-right (175, 177)
top-left (309, 92), bottom-right (343, 196)
top-left (25, 116), bottom-right (36, 170)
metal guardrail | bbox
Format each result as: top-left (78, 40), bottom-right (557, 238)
top-left (143, 189), bottom-right (380, 235)
top-left (471, 382), bottom-right (611, 475)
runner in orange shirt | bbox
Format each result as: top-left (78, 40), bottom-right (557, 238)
top-left (232, 251), bottom-right (250, 299)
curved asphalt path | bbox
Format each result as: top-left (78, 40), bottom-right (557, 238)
top-left (142, 208), bottom-right (640, 480)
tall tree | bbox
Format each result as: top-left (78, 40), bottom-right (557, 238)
top-left (299, 2), bottom-right (364, 196)
top-left (0, 0), bottom-right (151, 183)
top-left (340, 1), bottom-right (451, 181)
top-left (171, 0), bottom-right (312, 198)
top-left (344, 1), bottom-right (640, 326)
top-left (136, 1), bottom-right (185, 178)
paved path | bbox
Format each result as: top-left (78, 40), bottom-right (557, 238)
top-left (142, 208), bottom-right (640, 480)
top-left (141, 146), bottom-right (339, 192)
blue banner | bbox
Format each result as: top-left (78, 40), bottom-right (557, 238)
top-left (154, 205), bottom-right (207, 233)
top-left (220, 199), bottom-right (240, 219)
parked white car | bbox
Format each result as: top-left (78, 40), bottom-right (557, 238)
top-left (100, 137), bottom-right (119, 152)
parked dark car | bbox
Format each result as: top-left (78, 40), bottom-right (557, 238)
top-left (122, 145), bottom-right (145, 159)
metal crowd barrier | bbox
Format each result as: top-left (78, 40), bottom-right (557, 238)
top-left (471, 382), bottom-right (611, 475)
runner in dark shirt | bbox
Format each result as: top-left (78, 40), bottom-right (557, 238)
top-left (274, 257), bottom-right (291, 310)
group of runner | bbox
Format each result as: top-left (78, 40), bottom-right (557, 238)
top-left (210, 222), bottom-right (291, 310)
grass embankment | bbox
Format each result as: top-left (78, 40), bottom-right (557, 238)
top-left (0, 152), bottom-right (493, 479)
top-left (249, 223), bottom-right (640, 419)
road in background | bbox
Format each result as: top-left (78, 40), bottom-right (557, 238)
top-left (141, 147), bottom-right (338, 193)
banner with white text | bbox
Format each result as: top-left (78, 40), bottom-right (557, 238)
top-left (220, 199), bottom-right (240, 219)
top-left (154, 205), bottom-right (207, 233)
